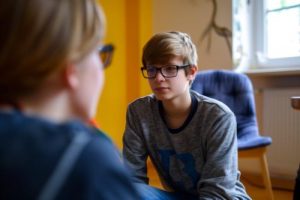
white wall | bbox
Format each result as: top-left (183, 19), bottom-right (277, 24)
top-left (152, 0), bottom-right (233, 70)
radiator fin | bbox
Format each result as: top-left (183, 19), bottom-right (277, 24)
top-left (263, 88), bottom-right (300, 179)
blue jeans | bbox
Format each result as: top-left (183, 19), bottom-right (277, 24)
top-left (135, 183), bottom-right (197, 200)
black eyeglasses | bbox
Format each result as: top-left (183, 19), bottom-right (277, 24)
top-left (98, 44), bottom-right (114, 69)
top-left (141, 64), bottom-right (190, 79)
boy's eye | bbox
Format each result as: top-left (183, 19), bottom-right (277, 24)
top-left (164, 66), bottom-right (177, 72)
top-left (147, 67), bottom-right (156, 73)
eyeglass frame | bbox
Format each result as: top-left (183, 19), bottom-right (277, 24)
top-left (140, 64), bottom-right (190, 79)
top-left (98, 44), bottom-right (114, 69)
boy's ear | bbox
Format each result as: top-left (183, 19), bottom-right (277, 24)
top-left (63, 63), bottom-right (79, 90)
top-left (187, 65), bottom-right (198, 80)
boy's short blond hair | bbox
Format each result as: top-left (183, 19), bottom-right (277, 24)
top-left (142, 31), bottom-right (198, 66)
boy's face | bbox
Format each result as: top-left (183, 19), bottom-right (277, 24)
top-left (71, 47), bottom-right (104, 120)
top-left (147, 56), bottom-right (195, 101)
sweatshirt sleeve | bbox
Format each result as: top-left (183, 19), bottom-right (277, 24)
top-left (197, 112), bottom-right (241, 199)
top-left (122, 104), bottom-right (149, 184)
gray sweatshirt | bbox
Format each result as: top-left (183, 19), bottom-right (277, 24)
top-left (123, 91), bottom-right (251, 199)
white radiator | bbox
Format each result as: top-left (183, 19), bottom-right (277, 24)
top-left (263, 87), bottom-right (300, 179)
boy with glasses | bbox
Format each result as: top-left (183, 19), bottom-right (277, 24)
top-left (123, 31), bottom-right (251, 199)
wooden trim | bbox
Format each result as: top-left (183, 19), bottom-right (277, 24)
top-left (241, 171), bottom-right (295, 191)
top-left (238, 147), bottom-right (267, 158)
top-left (291, 96), bottom-right (300, 110)
top-left (239, 147), bottom-right (274, 200)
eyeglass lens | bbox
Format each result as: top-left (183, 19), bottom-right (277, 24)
top-left (99, 44), bottom-right (114, 68)
top-left (141, 65), bottom-right (190, 79)
top-left (152, 66), bottom-right (176, 77)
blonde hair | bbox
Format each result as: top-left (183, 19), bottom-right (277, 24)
top-left (0, 0), bottom-right (105, 102)
top-left (142, 31), bottom-right (198, 66)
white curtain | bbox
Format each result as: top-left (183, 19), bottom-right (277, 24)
top-left (232, 0), bottom-right (251, 72)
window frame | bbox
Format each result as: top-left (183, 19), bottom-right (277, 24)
top-left (249, 0), bottom-right (300, 70)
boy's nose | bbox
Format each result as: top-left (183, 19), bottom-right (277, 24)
top-left (154, 70), bottom-right (165, 81)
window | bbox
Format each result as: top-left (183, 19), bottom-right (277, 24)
top-left (233, 0), bottom-right (300, 70)
top-left (265, 0), bottom-right (300, 59)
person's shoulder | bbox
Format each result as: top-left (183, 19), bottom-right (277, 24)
top-left (191, 90), bottom-right (234, 116)
top-left (56, 123), bottom-right (142, 199)
top-left (60, 121), bottom-right (115, 149)
top-left (0, 111), bottom-right (78, 139)
top-left (61, 122), bottom-right (126, 183)
top-left (128, 94), bottom-right (157, 109)
top-left (129, 94), bottom-right (156, 104)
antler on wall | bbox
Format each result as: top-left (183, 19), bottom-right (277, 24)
top-left (200, 0), bottom-right (232, 56)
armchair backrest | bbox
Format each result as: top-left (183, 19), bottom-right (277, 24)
top-left (191, 70), bottom-right (259, 140)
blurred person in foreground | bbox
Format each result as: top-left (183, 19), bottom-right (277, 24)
top-left (0, 0), bottom-right (141, 199)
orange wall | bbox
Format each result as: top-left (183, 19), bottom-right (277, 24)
top-left (96, 0), bottom-right (152, 148)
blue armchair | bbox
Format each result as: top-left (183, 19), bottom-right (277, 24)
top-left (191, 70), bottom-right (274, 200)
